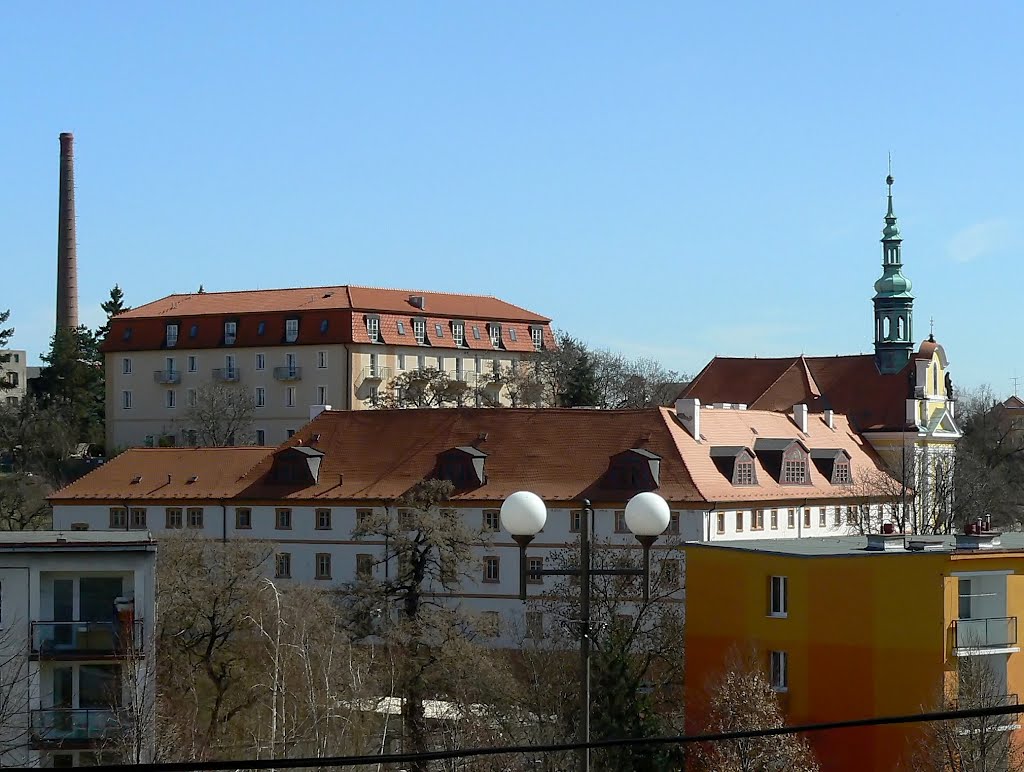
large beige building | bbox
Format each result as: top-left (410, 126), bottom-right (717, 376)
top-left (101, 285), bottom-right (554, 450)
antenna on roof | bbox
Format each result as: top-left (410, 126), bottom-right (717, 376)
top-left (1012, 375), bottom-right (1020, 397)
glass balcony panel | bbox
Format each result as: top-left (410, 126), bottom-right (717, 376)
top-left (31, 709), bottom-right (124, 743)
top-left (32, 621), bottom-right (143, 656)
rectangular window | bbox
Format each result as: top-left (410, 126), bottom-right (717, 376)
top-left (570, 510), bottom-right (583, 533)
top-left (434, 323), bottom-right (444, 338)
top-left (316, 508), bottom-right (332, 530)
top-left (187, 388), bottom-right (197, 407)
top-left (531, 327), bottom-right (544, 350)
top-left (109, 508), bottom-right (127, 528)
top-left (668, 511), bottom-right (680, 535)
top-left (356, 509), bottom-right (372, 532)
top-left (770, 509), bottom-right (779, 529)
top-left (614, 510), bottom-right (628, 533)
top-left (489, 324), bottom-right (501, 348)
top-left (255, 387), bottom-right (265, 407)
top-left (315, 553), bottom-right (332, 580)
top-left (397, 353), bottom-right (406, 370)
top-left (356, 553), bottom-right (373, 580)
top-left (275, 553), bottom-right (291, 579)
top-left (166, 324), bottom-right (178, 347)
top-left (165, 389), bottom-right (176, 408)
top-left (255, 429), bottom-right (265, 445)
top-left (482, 510), bottom-right (500, 532)
top-left (716, 512), bottom-right (725, 534)
top-left (276, 508), bottom-right (292, 530)
top-left (846, 506), bottom-right (858, 525)
top-left (452, 322), bottom-right (465, 346)
top-left (366, 317), bottom-right (380, 342)
top-left (187, 355), bottom-right (197, 373)
top-left (472, 325), bottom-right (481, 340)
top-left (224, 321), bottom-right (237, 344)
top-left (286, 387), bottom-right (296, 407)
top-left (187, 508), bottom-right (204, 528)
top-left (317, 351), bottom-right (327, 368)
top-left (959, 578), bottom-right (973, 620)
top-left (483, 556), bottom-right (500, 583)
top-left (130, 508), bottom-right (146, 529)
top-left (508, 328), bottom-right (517, 342)
top-left (783, 459), bottom-right (807, 484)
top-left (787, 509), bottom-right (796, 528)
top-left (833, 508), bottom-right (841, 526)
top-left (753, 509), bottom-right (765, 530)
top-left (819, 508), bottom-right (827, 527)
top-left (804, 508), bottom-right (811, 528)
top-left (834, 463), bottom-right (851, 484)
top-left (413, 318), bottom-right (426, 344)
top-left (317, 385), bottom-right (328, 404)
top-left (527, 556), bottom-right (544, 584)
top-left (770, 651), bottom-right (788, 691)
top-left (735, 461), bottom-right (755, 485)
top-left (769, 576), bottom-right (788, 617)
top-left (235, 508), bottom-right (252, 529)
top-left (256, 353), bottom-right (266, 370)
top-left (398, 508), bottom-right (415, 530)
top-left (396, 321), bottom-right (406, 336)
top-left (121, 390), bottom-right (132, 410)
top-left (165, 508), bottom-right (182, 529)
top-left (526, 611), bottom-right (544, 639)
top-left (122, 358), bottom-right (132, 375)
top-left (285, 318), bottom-right (299, 342)
top-left (735, 511), bottom-right (744, 532)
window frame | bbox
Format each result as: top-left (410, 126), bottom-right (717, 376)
top-left (356, 553), bottom-right (373, 580)
top-left (413, 318), bottom-right (426, 344)
top-left (770, 509), bottom-right (779, 529)
top-left (316, 508), bottom-right (332, 530)
top-left (317, 351), bottom-right (328, 369)
top-left (121, 390), bottom-right (133, 410)
top-left (187, 508), bottom-right (204, 529)
top-left (109, 508), bottom-right (127, 528)
top-left (235, 508), bottom-right (252, 529)
top-left (614, 510), bottom-right (628, 533)
top-left (452, 322), bottom-right (465, 347)
top-left (166, 324), bottom-right (178, 347)
top-left (753, 509), bottom-right (765, 530)
top-left (735, 511), bottom-right (744, 532)
top-left (770, 650), bottom-right (789, 692)
top-left (165, 508), bottom-right (183, 529)
top-left (531, 326), bottom-right (544, 350)
top-left (255, 387), bottom-right (266, 408)
top-left (285, 318), bottom-right (299, 343)
top-left (482, 510), bottom-right (500, 532)
top-left (527, 556), bottom-right (544, 584)
top-left (483, 556), bottom-right (500, 583)
top-left (769, 575), bottom-right (788, 618)
top-left (787, 508), bottom-right (796, 528)
top-left (489, 324), bottom-right (502, 348)
top-left (129, 508), bottom-right (147, 529)
top-left (366, 316), bottom-right (380, 343)
top-left (122, 357), bottom-right (132, 375)
top-left (315, 552), bottom-right (332, 580)
top-left (275, 508), bottom-right (293, 530)
top-left (275, 552), bottom-right (292, 579)
top-left (255, 353), bottom-right (266, 371)
top-left (570, 510), bottom-right (583, 533)
top-left (224, 321), bottom-right (237, 345)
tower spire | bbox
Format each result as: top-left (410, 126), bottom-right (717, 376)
top-left (872, 168), bottom-right (915, 374)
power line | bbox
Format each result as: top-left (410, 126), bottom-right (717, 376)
top-left (15, 702), bottom-right (1024, 772)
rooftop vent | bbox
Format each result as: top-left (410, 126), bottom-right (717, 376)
top-left (865, 533), bottom-right (906, 552)
top-left (187, 475), bottom-right (199, 484)
top-left (410, 295), bottom-right (426, 310)
top-left (130, 475), bottom-right (142, 484)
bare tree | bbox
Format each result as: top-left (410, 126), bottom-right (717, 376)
top-left (0, 474), bottom-right (51, 530)
top-left (182, 383), bottom-right (256, 446)
top-left (0, 619), bottom-right (32, 765)
top-left (696, 649), bottom-right (819, 772)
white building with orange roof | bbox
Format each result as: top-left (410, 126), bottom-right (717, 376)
top-left (100, 284), bottom-right (555, 450)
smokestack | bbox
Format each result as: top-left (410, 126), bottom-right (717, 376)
top-left (56, 132), bottom-right (79, 331)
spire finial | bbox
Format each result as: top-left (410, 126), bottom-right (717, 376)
top-left (929, 316), bottom-right (935, 341)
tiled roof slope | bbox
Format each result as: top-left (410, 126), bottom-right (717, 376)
top-left (680, 351), bottom-right (924, 431)
top-left (51, 407), bottom-right (894, 507)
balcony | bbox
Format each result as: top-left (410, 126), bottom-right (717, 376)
top-left (952, 617), bottom-right (1019, 654)
top-left (360, 365), bottom-right (392, 384)
top-left (212, 368), bottom-right (240, 382)
top-left (30, 709), bottom-right (126, 745)
top-left (152, 370), bottom-right (181, 385)
top-left (31, 621), bottom-right (144, 659)
top-left (273, 366), bottom-right (303, 382)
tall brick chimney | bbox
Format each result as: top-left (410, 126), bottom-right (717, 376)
top-left (56, 132), bottom-right (79, 331)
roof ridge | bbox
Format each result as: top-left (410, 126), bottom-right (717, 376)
top-left (799, 355), bottom-right (822, 398)
top-left (749, 357), bottom-right (801, 409)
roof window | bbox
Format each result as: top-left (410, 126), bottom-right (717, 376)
top-left (710, 447), bottom-right (758, 486)
top-left (189, 324), bottom-right (199, 338)
top-left (122, 327), bottom-right (133, 341)
top-left (472, 325), bottom-right (481, 340)
top-left (285, 318), bottom-right (299, 343)
top-left (603, 449), bottom-right (661, 491)
top-left (257, 321), bottom-right (266, 336)
top-left (413, 318), bottom-right (426, 344)
top-left (531, 326), bottom-right (544, 351)
top-left (320, 319), bottom-right (329, 334)
top-left (435, 323), bottom-right (444, 338)
top-left (508, 328), bottom-right (518, 342)
top-left (397, 321), bottom-right (406, 336)
top-left (435, 446), bottom-right (488, 490)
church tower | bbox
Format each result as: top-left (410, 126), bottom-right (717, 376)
top-left (873, 172), bottom-right (914, 374)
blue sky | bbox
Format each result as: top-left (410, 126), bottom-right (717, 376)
top-left (1, 2), bottom-right (1021, 392)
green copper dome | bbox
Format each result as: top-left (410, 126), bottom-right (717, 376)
top-left (874, 267), bottom-right (914, 297)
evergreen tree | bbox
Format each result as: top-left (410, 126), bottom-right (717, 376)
top-left (559, 350), bottom-right (601, 407)
top-left (96, 284), bottom-right (130, 343)
top-left (34, 326), bottom-right (105, 447)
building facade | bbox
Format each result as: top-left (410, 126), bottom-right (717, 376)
top-left (1, 349), bottom-right (28, 407)
top-left (684, 531), bottom-right (1024, 772)
top-left (0, 531), bottom-right (156, 768)
top-left (100, 285), bottom-right (555, 450)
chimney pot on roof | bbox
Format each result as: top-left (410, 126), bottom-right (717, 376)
top-left (793, 404), bottom-right (808, 433)
top-left (675, 398), bottom-right (701, 441)
top-left (824, 409), bottom-right (834, 429)
top-left (410, 295), bottom-right (426, 310)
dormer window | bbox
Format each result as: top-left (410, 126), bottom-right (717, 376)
top-left (735, 459), bottom-right (755, 485)
top-left (489, 324), bottom-right (502, 348)
top-left (531, 326), bottom-right (544, 351)
top-left (452, 321), bottom-right (465, 347)
top-left (811, 448), bottom-right (853, 485)
top-left (711, 446), bottom-right (758, 486)
top-left (166, 324), bottom-right (178, 347)
top-left (783, 457), bottom-right (807, 484)
top-left (413, 318), bottom-right (426, 344)
top-left (834, 462), bottom-right (851, 484)
top-left (257, 321), bottom-right (266, 336)
top-left (224, 322), bottom-right (237, 345)
top-left (366, 316), bottom-right (380, 343)
top-left (285, 318), bottom-right (299, 343)
top-left (754, 438), bottom-right (811, 485)
top-left (603, 449), bottom-right (661, 491)
top-left (435, 446), bottom-right (487, 490)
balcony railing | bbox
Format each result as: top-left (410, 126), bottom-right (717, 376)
top-left (153, 370), bottom-right (181, 385)
top-left (31, 621), bottom-right (144, 657)
top-left (359, 365), bottom-right (392, 384)
top-left (212, 368), bottom-right (240, 382)
top-left (952, 617), bottom-right (1018, 650)
top-left (273, 366), bottom-right (303, 382)
top-left (30, 709), bottom-right (126, 744)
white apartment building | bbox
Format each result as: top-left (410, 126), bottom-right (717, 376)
top-left (51, 405), bottom-right (895, 641)
top-left (100, 285), bottom-right (554, 450)
top-left (0, 531), bottom-right (156, 768)
top-left (1, 349), bottom-right (28, 407)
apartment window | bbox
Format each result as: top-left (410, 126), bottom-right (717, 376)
top-left (316, 508), bottom-right (332, 530)
top-left (437, 356), bottom-right (445, 372)
top-left (235, 508), bottom-right (252, 529)
top-left (356, 553), bottom-right (373, 580)
top-left (255, 387), bottom-right (265, 407)
top-left (483, 556), bottom-right (500, 583)
top-left (286, 429), bottom-right (296, 438)
top-left (752, 510), bottom-right (764, 530)
top-left (846, 506), bottom-right (858, 525)
top-left (189, 324), bottom-right (198, 339)
top-left (166, 324), bottom-right (178, 347)
top-left (667, 511), bottom-right (680, 535)
top-left (122, 390), bottom-right (133, 410)
top-left (614, 510), bottom-right (628, 533)
top-left (735, 460), bottom-right (755, 485)
top-left (452, 322), bottom-right (465, 346)
top-left (434, 323), bottom-right (444, 338)
top-left (122, 357), bottom-right (132, 374)
top-left (527, 556), bottom-right (544, 584)
top-left (252, 429), bottom-right (264, 447)
top-left (165, 389), bottom-right (176, 408)
top-left (256, 353), bottom-right (266, 371)
top-left (787, 509), bottom-right (796, 528)
top-left (276, 508), bottom-right (292, 530)
top-left (413, 318), bottom-right (426, 344)
top-left (783, 458), bottom-right (807, 484)
top-left (224, 321), bottom-right (237, 344)
top-left (819, 508), bottom-right (827, 527)
top-left (769, 575), bottom-right (788, 617)
top-left (123, 326), bottom-right (133, 341)
top-left (834, 462), bottom-right (851, 484)
top-left (661, 558), bottom-right (681, 587)
top-left (570, 510), bottom-right (583, 533)
top-left (286, 387), bottom-right (296, 407)
top-left (320, 319), bottom-right (329, 334)
top-left (770, 509), bottom-right (779, 529)
top-left (803, 509), bottom-right (811, 528)
top-left (355, 508), bottom-right (373, 533)
top-left (735, 511), bottom-right (744, 532)
top-left (526, 611), bottom-right (544, 639)
top-left (833, 508), bottom-right (841, 527)
top-left (187, 508), bottom-right (204, 528)
top-left (317, 351), bottom-right (327, 368)
top-left (483, 510), bottom-right (500, 532)
top-left (397, 508), bottom-right (417, 530)
top-left (257, 321), bottom-right (266, 336)
top-left (285, 318), bottom-right (299, 342)
top-left (489, 324), bottom-right (501, 348)
top-left (316, 385), bottom-right (328, 404)
top-left (716, 511), bottom-right (725, 534)
top-left (770, 651), bottom-right (789, 691)
top-left (275, 553), bottom-right (291, 578)
top-left (109, 508), bottom-right (127, 528)
top-left (188, 355), bottom-right (197, 372)
top-left (127, 508), bottom-right (145, 529)
top-left (366, 316), bottom-right (380, 342)
top-left (315, 553), bottom-right (332, 580)
top-left (165, 508), bottom-right (183, 529)
top-left (397, 353), bottom-right (406, 371)
top-left (531, 327), bottom-right (544, 350)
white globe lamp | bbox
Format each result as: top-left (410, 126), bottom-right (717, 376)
top-left (500, 490), bottom-right (547, 537)
top-left (624, 491), bottom-right (670, 537)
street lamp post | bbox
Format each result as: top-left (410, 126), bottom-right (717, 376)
top-left (500, 490), bottom-right (671, 772)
